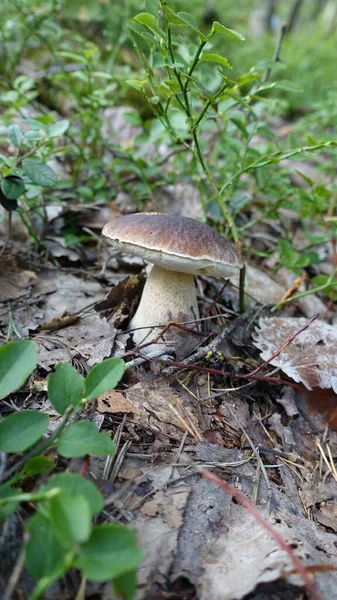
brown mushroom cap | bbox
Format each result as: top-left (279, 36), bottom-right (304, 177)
top-left (102, 213), bottom-right (242, 277)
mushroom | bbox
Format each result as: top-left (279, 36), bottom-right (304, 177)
top-left (102, 213), bottom-right (243, 356)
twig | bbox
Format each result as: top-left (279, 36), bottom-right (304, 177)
top-left (169, 431), bottom-right (188, 481)
top-left (103, 415), bottom-right (126, 480)
top-left (202, 469), bottom-right (321, 600)
top-left (161, 320), bottom-right (237, 377)
top-left (79, 455), bottom-right (90, 477)
top-left (0, 211), bottom-right (12, 259)
top-left (248, 313), bottom-right (319, 377)
top-left (226, 404), bottom-right (271, 497)
top-left (109, 440), bottom-right (132, 484)
top-left (125, 348), bottom-right (172, 370)
top-left (271, 267), bottom-right (337, 311)
top-left (0, 451), bottom-right (6, 481)
top-left (286, 0), bottom-right (305, 34)
top-left (239, 265), bottom-right (246, 314)
top-left (262, 23), bottom-right (287, 83)
top-left (276, 272), bottom-right (307, 307)
top-left (157, 357), bottom-right (306, 391)
top-left (3, 532), bottom-right (29, 600)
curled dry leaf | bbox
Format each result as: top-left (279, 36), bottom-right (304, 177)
top-left (40, 311), bottom-right (79, 331)
top-left (97, 389), bottom-right (135, 414)
top-left (253, 317), bottom-right (337, 392)
top-left (313, 503), bottom-right (337, 532)
top-left (95, 273), bottom-right (145, 328)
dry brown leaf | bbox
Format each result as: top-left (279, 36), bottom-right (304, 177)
top-left (40, 312), bottom-right (79, 331)
top-left (97, 389), bottom-right (135, 414)
top-left (95, 273), bottom-right (145, 328)
top-left (0, 268), bottom-right (37, 302)
top-left (126, 381), bottom-right (201, 440)
top-left (38, 313), bottom-right (116, 370)
top-left (253, 317), bottom-right (337, 392)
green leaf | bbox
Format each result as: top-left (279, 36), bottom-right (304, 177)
top-left (84, 358), bottom-right (125, 401)
top-left (48, 363), bottom-right (85, 414)
top-left (22, 456), bottom-right (54, 477)
top-left (113, 569), bottom-right (137, 600)
top-left (41, 473), bottom-right (103, 516)
top-left (162, 6), bottom-right (186, 25)
top-left (22, 159), bottom-right (58, 187)
top-left (25, 512), bottom-right (68, 581)
top-left (177, 11), bottom-right (200, 31)
top-left (58, 421), bottom-right (116, 458)
top-left (0, 410), bottom-right (49, 453)
top-left (47, 120), bottom-right (70, 138)
top-left (211, 21), bottom-right (245, 41)
top-left (76, 523), bottom-right (143, 582)
top-left (278, 239), bottom-right (299, 266)
top-left (201, 53), bottom-right (232, 69)
top-left (7, 124), bottom-right (23, 147)
top-left (0, 175), bottom-right (25, 201)
top-left (0, 485), bottom-right (22, 520)
top-left (126, 79), bottom-right (147, 92)
top-left (50, 494), bottom-right (92, 545)
top-left (134, 12), bottom-right (162, 35)
top-left (0, 340), bottom-right (38, 399)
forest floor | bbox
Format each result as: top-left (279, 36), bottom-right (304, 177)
top-left (1, 106), bottom-right (337, 600)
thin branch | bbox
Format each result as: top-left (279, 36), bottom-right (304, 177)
top-left (0, 211), bottom-right (12, 259)
top-left (3, 533), bottom-right (29, 600)
top-left (286, 0), bottom-right (305, 34)
top-left (262, 22), bottom-right (287, 83)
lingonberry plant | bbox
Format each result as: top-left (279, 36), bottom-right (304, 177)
top-left (0, 340), bottom-right (142, 600)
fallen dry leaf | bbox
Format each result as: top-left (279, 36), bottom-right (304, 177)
top-left (97, 389), bottom-right (135, 414)
top-left (126, 381), bottom-right (201, 441)
top-left (128, 444), bottom-right (337, 600)
top-left (38, 313), bottom-right (116, 370)
top-left (313, 503), bottom-right (337, 532)
top-left (40, 312), bottom-right (79, 331)
top-left (253, 317), bottom-right (337, 392)
top-left (0, 267), bottom-right (37, 302)
top-left (95, 272), bottom-right (145, 328)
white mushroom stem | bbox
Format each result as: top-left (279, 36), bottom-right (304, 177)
top-left (129, 264), bottom-right (200, 349)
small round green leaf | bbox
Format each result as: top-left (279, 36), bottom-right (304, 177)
top-left (58, 421), bottom-right (116, 458)
top-left (25, 512), bottom-right (68, 581)
top-left (22, 159), bottom-right (58, 187)
top-left (48, 363), bottom-right (85, 414)
top-left (41, 473), bottom-right (103, 516)
top-left (163, 6), bottom-right (186, 25)
top-left (201, 53), bottom-right (232, 69)
top-left (177, 11), bottom-right (201, 32)
top-left (1, 175), bottom-right (25, 202)
top-left (7, 124), bottom-right (23, 147)
top-left (113, 569), bottom-right (137, 600)
top-left (47, 120), bottom-right (69, 138)
top-left (22, 456), bottom-right (54, 477)
top-left (210, 21), bottom-right (245, 41)
top-left (0, 410), bottom-right (49, 453)
top-left (50, 494), bottom-right (92, 545)
top-left (0, 340), bottom-right (39, 399)
top-left (134, 12), bottom-right (162, 35)
top-left (84, 358), bottom-right (125, 401)
top-left (76, 523), bottom-right (143, 582)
